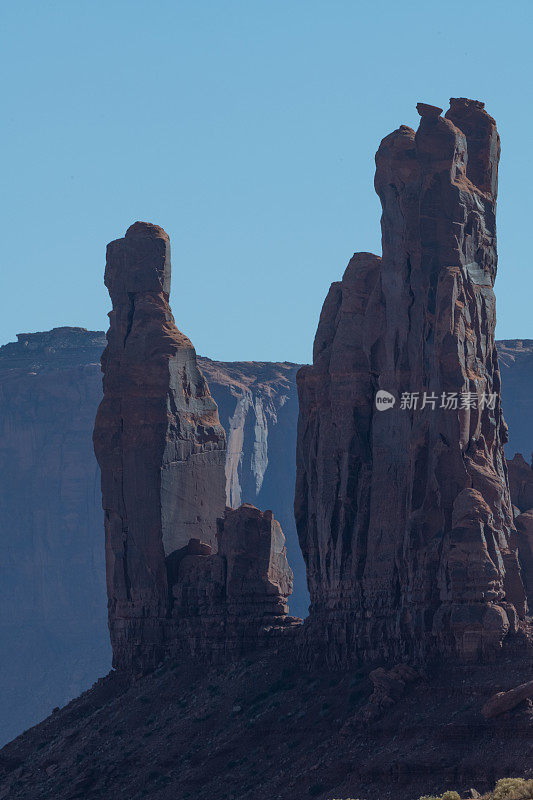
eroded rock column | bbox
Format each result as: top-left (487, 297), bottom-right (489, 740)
top-left (93, 222), bottom-right (227, 670)
top-left (94, 222), bottom-right (299, 671)
top-left (295, 99), bottom-right (526, 665)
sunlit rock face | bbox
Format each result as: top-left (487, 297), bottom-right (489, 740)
top-left (295, 99), bottom-right (526, 666)
top-left (93, 222), bottom-right (299, 673)
top-left (93, 221), bottom-right (227, 670)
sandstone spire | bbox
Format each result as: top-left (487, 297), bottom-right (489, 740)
top-left (295, 99), bottom-right (526, 665)
top-left (93, 221), bottom-right (227, 669)
top-left (94, 222), bottom-right (297, 671)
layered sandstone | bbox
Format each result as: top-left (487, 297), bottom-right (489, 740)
top-left (507, 454), bottom-right (533, 613)
top-left (199, 358), bottom-right (307, 616)
top-left (1, 320), bottom-right (530, 742)
top-left (0, 327), bottom-right (110, 746)
top-left (508, 453), bottom-right (533, 513)
top-left (93, 221), bottom-right (227, 669)
top-left (170, 504), bottom-right (296, 660)
top-left (497, 340), bottom-right (533, 457)
top-left (94, 222), bottom-right (297, 671)
top-left (295, 98), bottom-right (526, 664)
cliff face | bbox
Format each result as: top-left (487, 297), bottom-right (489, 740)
top-left (0, 327), bottom-right (111, 746)
top-left (295, 98), bottom-right (526, 665)
top-left (199, 359), bottom-right (307, 617)
top-left (508, 453), bottom-right (533, 514)
top-left (497, 340), bottom-right (533, 457)
top-left (506, 453), bottom-right (533, 617)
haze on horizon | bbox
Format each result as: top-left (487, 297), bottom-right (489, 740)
top-left (1, 0), bottom-right (532, 363)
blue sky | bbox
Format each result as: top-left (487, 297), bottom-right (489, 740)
top-left (1, 1), bottom-right (532, 362)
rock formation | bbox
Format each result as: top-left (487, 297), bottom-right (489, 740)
top-left (295, 98), bottom-right (526, 665)
top-left (0, 327), bottom-right (110, 746)
top-left (94, 222), bottom-right (297, 671)
top-left (514, 511), bottom-right (533, 614)
top-left (93, 221), bottom-right (227, 670)
top-left (0, 327), bottom-right (306, 745)
top-left (170, 504), bottom-right (296, 659)
top-left (482, 677), bottom-right (533, 718)
top-left (508, 453), bottom-right (533, 513)
top-left (497, 340), bottom-right (533, 457)
top-left (1, 323), bottom-right (531, 742)
top-left (199, 358), bottom-right (308, 616)
top-left (506, 454), bottom-right (533, 613)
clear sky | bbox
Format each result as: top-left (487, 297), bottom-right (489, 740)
top-left (1, 1), bottom-right (532, 363)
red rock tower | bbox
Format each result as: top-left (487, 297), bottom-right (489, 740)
top-left (295, 99), bottom-right (526, 665)
top-left (93, 222), bottom-right (227, 669)
top-left (94, 222), bottom-right (298, 671)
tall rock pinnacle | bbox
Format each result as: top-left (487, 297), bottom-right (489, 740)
top-left (94, 222), bottom-right (298, 671)
top-left (93, 221), bottom-right (227, 669)
top-left (295, 99), bottom-right (526, 665)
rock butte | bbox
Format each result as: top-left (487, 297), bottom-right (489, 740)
top-left (93, 222), bottom-right (298, 672)
top-left (295, 98), bottom-right (527, 665)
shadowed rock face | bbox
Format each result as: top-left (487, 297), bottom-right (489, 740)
top-left (295, 98), bottom-right (526, 665)
top-left (170, 504), bottom-right (298, 660)
top-left (507, 455), bottom-right (533, 613)
top-left (93, 221), bottom-right (227, 669)
top-left (497, 340), bottom-right (533, 457)
top-left (514, 511), bottom-right (533, 614)
top-left (0, 327), bottom-right (111, 746)
top-left (508, 453), bottom-right (533, 514)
